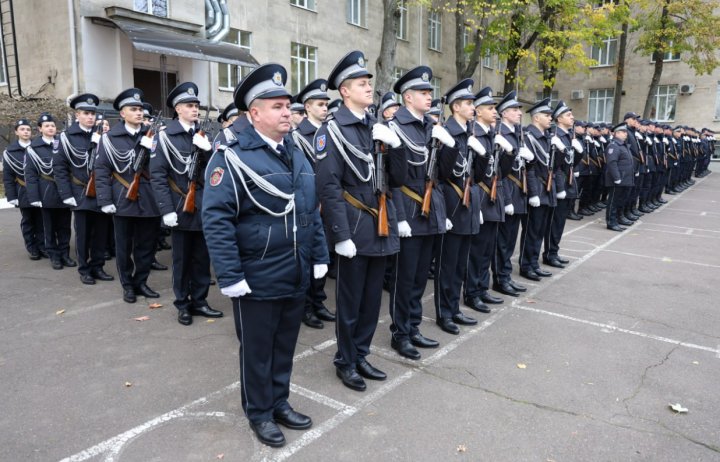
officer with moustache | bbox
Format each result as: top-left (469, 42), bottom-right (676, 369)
top-left (95, 88), bottom-right (161, 303)
top-left (203, 63), bottom-right (329, 447)
top-left (55, 94), bottom-right (114, 284)
top-left (150, 82), bottom-right (222, 325)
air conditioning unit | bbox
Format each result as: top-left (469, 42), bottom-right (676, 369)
top-left (679, 84), bottom-right (695, 95)
top-left (571, 90), bottom-right (585, 100)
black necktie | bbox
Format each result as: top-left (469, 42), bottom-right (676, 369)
top-left (188, 128), bottom-right (195, 137)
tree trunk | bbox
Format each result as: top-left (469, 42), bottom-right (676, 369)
top-left (642, 1), bottom-right (670, 119)
top-left (374, 0), bottom-right (400, 103)
top-left (612, 16), bottom-right (629, 124)
top-left (502, 12), bottom-right (523, 95)
top-left (454, 6), bottom-right (466, 81)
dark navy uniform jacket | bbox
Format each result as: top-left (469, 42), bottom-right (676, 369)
top-left (387, 106), bottom-right (446, 236)
top-left (643, 133), bottom-right (657, 173)
top-left (577, 136), bottom-right (601, 176)
top-left (437, 116), bottom-right (481, 235)
top-left (54, 122), bottom-right (99, 212)
top-left (498, 122), bottom-right (528, 214)
top-left (150, 119), bottom-right (209, 231)
top-left (315, 105), bottom-right (405, 256)
top-left (292, 118), bottom-right (320, 165)
top-left (2, 141), bottom-right (30, 207)
top-left (202, 125), bottom-right (329, 300)
top-left (627, 129), bottom-right (643, 173)
top-left (655, 135), bottom-right (667, 172)
top-left (556, 127), bottom-right (582, 199)
top-left (95, 123), bottom-right (160, 217)
top-left (604, 138), bottom-right (634, 187)
top-left (524, 124), bottom-right (557, 207)
top-left (472, 123), bottom-right (505, 222)
top-left (24, 137), bottom-right (65, 208)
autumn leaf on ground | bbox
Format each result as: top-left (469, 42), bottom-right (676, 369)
top-left (216, 454), bottom-right (224, 460)
top-left (148, 303), bottom-right (163, 309)
top-left (133, 316), bottom-right (150, 322)
top-left (692, 361), bottom-right (699, 365)
top-left (124, 381), bottom-right (133, 387)
top-left (517, 363), bottom-right (527, 369)
top-left (526, 299), bottom-right (536, 304)
top-left (56, 309), bottom-right (66, 315)
top-left (669, 403), bottom-right (688, 413)
top-left (206, 319), bottom-right (215, 323)
top-left (456, 444), bottom-right (467, 453)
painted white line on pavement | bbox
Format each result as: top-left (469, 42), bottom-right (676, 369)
top-left (517, 304), bottom-right (720, 357)
top-left (602, 249), bottom-right (720, 269)
top-left (289, 384), bottom-right (354, 412)
top-left (638, 227), bottom-right (718, 238)
top-left (649, 223), bottom-right (720, 234)
top-left (294, 339), bottom-right (337, 361)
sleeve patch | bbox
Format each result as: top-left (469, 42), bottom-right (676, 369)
top-left (608, 148), bottom-right (614, 154)
top-left (209, 167), bottom-right (224, 186)
top-left (316, 134), bottom-right (326, 152)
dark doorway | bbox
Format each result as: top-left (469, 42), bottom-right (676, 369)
top-left (133, 68), bottom-right (177, 116)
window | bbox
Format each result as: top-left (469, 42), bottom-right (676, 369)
top-left (0, 25), bottom-right (6, 85)
top-left (715, 82), bottom-right (720, 120)
top-left (290, 42), bottom-right (317, 94)
top-left (535, 91), bottom-right (559, 108)
top-left (651, 43), bottom-right (681, 62)
top-left (396, 0), bottom-right (408, 40)
top-left (588, 89), bottom-right (614, 122)
top-left (482, 50), bottom-right (493, 69)
top-left (393, 67), bottom-right (407, 102)
top-left (431, 77), bottom-right (441, 99)
top-left (428, 10), bottom-right (441, 51)
top-left (651, 85), bottom-right (677, 121)
top-left (218, 30), bottom-right (252, 91)
top-left (590, 38), bottom-right (617, 67)
top-left (347, 0), bottom-right (367, 28)
top-left (134, 0), bottom-right (167, 17)
top-left (291, 0), bottom-right (315, 10)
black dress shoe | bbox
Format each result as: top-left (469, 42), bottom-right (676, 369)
top-left (123, 288), bottom-right (137, 303)
top-left (492, 282), bottom-right (519, 297)
top-left (480, 291), bottom-right (504, 304)
top-left (391, 338), bottom-right (421, 360)
top-left (578, 208), bottom-right (594, 216)
top-left (157, 238), bottom-right (172, 251)
top-left (357, 358), bottom-right (387, 380)
top-left (657, 197), bottom-right (668, 204)
top-left (91, 269), bottom-right (115, 281)
top-left (410, 332), bottom-right (439, 348)
top-left (150, 260), bottom-right (168, 271)
top-left (567, 212), bottom-right (583, 220)
top-left (249, 420), bottom-right (285, 448)
top-left (178, 310), bottom-right (193, 326)
top-left (61, 256), bottom-right (77, 267)
top-left (51, 259), bottom-right (63, 270)
top-left (273, 408), bottom-right (312, 430)
top-left (452, 312), bottom-right (477, 326)
top-left (520, 269), bottom-right (541, 281)
top-left (556, 256), bottom-right (570, 264)
top-left (544, 258), bottom-right (565, 269)
top-left (103, 251), bottom-right (112, 261)
top-left (29, 250), bottom-right (41, 261)
top-left (209, 279), bottom-right (216, 285)
top-left (315, 306), bottom-right (336, 322)
top-left (190, 305), bottom-right (223, 318)
top-left (464, 296), bottom-right (491, 313)
top-left (618, 217), bottom-right (634, 226)
top-left (40, 250), bottom-right (50, 259)
top-left (302, 311), bottom-right (324, 329)
top-left (336, 368), bottom-right (366, 391)
top-left (624, 213), bottom-right (638, 222)
top-left (533, 268), bottom-right (552, 277)
top-left (639, 205), bottom-right (654, 213)
top-left (508, 280), bottom-right (527, 292)
top-left (436, 318), bottom-right (460, 335)
top-left (607, 224), bottom-right (625, 232)
top-left (135, 283), bottom-right (160, 298)
top-left (80, 274), bottom-right (96, 285)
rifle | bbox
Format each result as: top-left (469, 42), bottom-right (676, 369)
top-left (84, 114), bottom-right (105, 198)
top-left (183, 107), bottom-right (213, 214)
top-left (375, 139), bottom-right (389, 237)
top-left (462, 119), bottom-right (476, 208)
top-left (546, 125), bottom-right (556, 193)
top-left (127, 113), bottom-right (162, 201)
top-left (421, 97), bottom-right (446, 217)
top-left (517, 124), bottom-right (528, 194)
top-left (489, 118), bottom-right (501, 203)
top-left (568, 123), bottom-right (575, 186)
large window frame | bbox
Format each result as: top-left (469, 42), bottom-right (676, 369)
top-left (590, 38), bottom-right (617, 67)
top-left (218, 30), bottom-right (252, 92)
top-left (133, 0), bottom-right (168, 17)
top-left (651, 84), bottom-right (678, 122)
top-left (588, 88), bottom-right (614, 123)
top-left (290, 42), bottom-right (318, 95)
top-left (347, 0), bottom-right (368, 28)
top-left (290, 0), bottom-right (316, 11)
top-left (428, 10), bottom-right (442, 52)
top-left (396, 0), bottom-right (408, 40)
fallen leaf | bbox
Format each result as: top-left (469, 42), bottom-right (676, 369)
top-left (669, 403), bottom-right (688, 413)
top-left (148, 303), bottom-right (163, 309)
top-left (206, 319), bottom-right (215, 323)
top-left (692, 361), bottom-right (699, 365)
top-left (216, 454), bottom-right (224, 460)
top-left (526, 299), bottom-right (536, 304)
top-left (124, 381), bottom-right (133, 387)
top-left (56, 309), bottom-right (66, 315)
top-left (517, 363), bottom-right (527, 369)
top-left (133, 316), bottom-right (150, 322)
top-left (457, 444), bottom-right (467, 452)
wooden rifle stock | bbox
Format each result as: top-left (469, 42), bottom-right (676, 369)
top-left (421, 180), bottom-right (433, 217)
top-left (375, 140), bottom-right (389, 237)
top-left (126, 126), bottom-right (156, 201)
top-left (85, 120), bottom-right (104, 198)
top-left (490, 176), bottom-right (498, 202)
top-left (462, 176), bottom-right (472, 208)
top-left (182, 126), bottom-right (205, 214)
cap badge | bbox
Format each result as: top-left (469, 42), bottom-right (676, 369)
top-left (272, 72), bottom-right (283, 86)
top-left (421, 72), bottom-right (429, 82)
top-left (320, 83), bottom-right (327, 92)
top-left (86, 98), bottom-right (93, 104)
top-left (133, 93), bottom-right (140, 101)
top-left (42, 115), bottom-right (48, 121)
top-left (188, 87), bottom-right (195, 95)
top-left (358, 56), bottom-right (365, 67)
top-left (467, 85), bottom-right (472, 92)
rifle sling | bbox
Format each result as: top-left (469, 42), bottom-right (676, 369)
top-left (342, 190), bottom-right (378, 219)
top-left (477, 181), bottom-right (491, 195)
top-left (446, 179), bottom-right (463, 200)
top-left (15, 178), bottom-right (26, 187)
top-left (112, 172), bottom-right (131, 189)
top-left (168, 178), bottom-right (187, 199)
top-left (71, 175), bottom-right (87, 187)
top-left (400, 185), bottom-right (423, 206)
top-left (40, 174), bottom-right (55, 183)
top-left (507, 174), bottom-right (523, 189)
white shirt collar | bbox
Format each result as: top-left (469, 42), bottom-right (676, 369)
top-left (19, 140), bottom-right (30, 148)
top-left (179, 120), bottom-right (194, 133)
top-left (256, 130), bottom-right (283, 153)
top-left (407, 107), bottom-right (424, 122)
top-left (477, 121), bottom-right (490, 133)
top-left (125, 123), bottom-right (140, 136)
top-left (350, 109), bottom-right (366, 121)
top-left (79, 125), bottom-right (93, 133)
top-left (502, 121), bottom-right (516, 133)
top-left (42, 136), bottom-right (54, 145)
top-left (309, 119), bottom-right (321, 129)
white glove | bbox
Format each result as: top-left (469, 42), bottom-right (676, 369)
top-left (653, 137), bottom-right (660, 143)
top-left (557, 190), bottom-right (567, 200)
top-left (584, 135), bottom-right (592, 142)
top-left (571, 138), bottom-right (583, 153)
top-left (593, 140), bottom-right (601, 147)
top-left (467, 136), bottom-right (486, 156)
top-left (63, 197), bottom-right (77, 207)
top-left (398, 220), bottom-right (412, 238)
top-left (445, 218), bottom-right (453, 231)
top-left (637, 133), bottom-right (644, 140)
top-left (614, 179), bottom-right (621, 184)
top-left (663, 138), bottom-right (669, 145)
top-left (504, 204), bottom-right (514, 216)
top-left (313, 264), bottom-right (328, 279)
top-left (162, 212), bottom-right (178, 227)
top-left (372, 123), bottom-right (401, 148)
top-left (31, 201), bottom-right (42, 207)
top-left (573, 171), bottom-right (580, 178)
top-left (334, 239), bottom-right (357, 259)
top-left (140, 136), bottom-right (154, 150)
top-left (551, 136), bottom-right (565, 151)
top-left (101, 204), bottom-right (117, 214)
top-left (221, 279), bottom-right (252, 298)
top-left (518, 147), bottom-right (534, 161)
top-left (635, 172), bottom-right (640, 177)
top-left (431, 125), bottom-right (455, 148)
top-left (192, 133), bottom-right (212, 151)
top-left (599, 136), bottom-right (607, 143)
top-left (478, 210), bottom-right (483, 225)
top-left (529, 196), bottom-right (540, 207)
top-left (9, 199), bottom-right (18, 206)
top-left (494, 134), bottom-right (513, 152)
top-left (91, 133), bottom-right (101, 145)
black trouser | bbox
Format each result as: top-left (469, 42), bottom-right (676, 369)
top-left (640, 171), bottom-right (654, 203)
top-left (304, 274), bottom-right (327, 315)
top-left (434, 233), bottom-right (471, 320)
top-left (495, 213), bottom-right (522, 284)
top-left (19, 207), bottom-right (45, 254)
top-left (654, 170), bottom-right (666, 199)
top-left (578, 175), bottom-right (594, 210)
top-left (389, 234), bottom-right (435, 341)
top-left (41, 208), bottom-right (72, 261)
top-left (591, 174), bottom-right (603, 204)
top-left (74, 210), bottom-right (110, 276)
top-left (543, 198), bottom-right (568, 261)
top-left (606, 186), bottom-right (631, 226)
top-left (465, 221), bottom-right (499, 299)
top-left (232, 295), bottom-right (304, 424)
top-left (520, 205), bottom-right (551, 272)
top-left (171, 229), bottom-right (211, 311)
top-left (334, 254), bottom-right (385, 370)
top-left (113, 215), bottom-right (159, 290)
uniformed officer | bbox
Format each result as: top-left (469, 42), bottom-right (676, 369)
top-left (290, 99), bottom-right (305, 129)
top-left (379, 91), bottom-right (400, 121)
top-left (202, 63), bottom-right (329, 447)
top-left (150, 82), bottom-right (222, 325)
top-left (464, 86), bottom-right (506, 311)
top-left (622, 112), bottom-right (645, 218)
top-left (3, 118), bottom-right (47, 260)
top-left (385, 65), bottom-right (447, 360)
top-left (95, 88), bottom-right (161, 303)
top-left (433, 78), bottom-right (482, 334)
top-left (315, 50), bottom-right (406, 392)
top-left (291, 78), bottom-right (335, 329)
top-left (427, 98), bottom-right (442, 122)
top-left (25, 113), bottom-right (76, 270)
top-left (518, 97), bottom-right (555, 281)
top-left (605, 122), bottom-right (634, 231)
top-left (217, 103), bottom-right (239, 129)
top-left (326, 99), bottom-right (342, 119)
